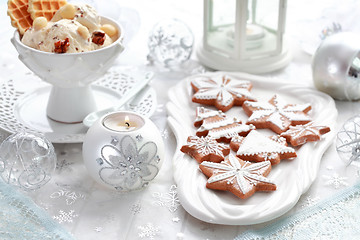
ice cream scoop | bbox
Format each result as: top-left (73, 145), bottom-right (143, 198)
top-left (21, 3), bottom-right (115, 53)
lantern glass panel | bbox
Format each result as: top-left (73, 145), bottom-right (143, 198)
top-left (206, 0), bottom-right (236, 56)
top-left (243, 0), bottom-right (281, 57)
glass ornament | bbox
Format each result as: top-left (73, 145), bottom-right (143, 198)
top-left (0, 132), bottom-right (56, 191)
top-left (336, 115), bottom-right (360, 165)
top-left (147, 18), bottom-right (194, 69)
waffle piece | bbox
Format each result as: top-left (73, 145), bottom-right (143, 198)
top-left (28, 0), bottom-right (67, 21)
top-left (7, 0), bottom-right (33, 35)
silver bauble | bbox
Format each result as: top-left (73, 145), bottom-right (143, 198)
top-left (312, 32), bottom-right (360, 100)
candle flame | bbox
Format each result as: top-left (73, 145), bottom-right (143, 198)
top-left (125, 115), bottom-right (130, 128)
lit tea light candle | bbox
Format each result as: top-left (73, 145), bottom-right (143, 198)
top-left (246, 24), bottom-right (265, 41)
top-left (102, 112), bottom-right (145, 132)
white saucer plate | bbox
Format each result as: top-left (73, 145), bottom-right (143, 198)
top-left (0, 69), bottom-right (157, 143)
top-left (166, 71), bottom-right (337, 225)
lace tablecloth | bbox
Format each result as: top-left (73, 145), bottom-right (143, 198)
top-left (1, 0), bottom-right (360, 239)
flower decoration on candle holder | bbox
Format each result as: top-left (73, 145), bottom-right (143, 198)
top-left (197, 0), bottom-right (291, 74)
top-left (82, 111), bottom-right (165, 191)
top-left (0, 132), bottom-right (56, 191)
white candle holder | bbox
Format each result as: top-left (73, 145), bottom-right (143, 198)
top-left (82, 111), bottom-right (165, 191)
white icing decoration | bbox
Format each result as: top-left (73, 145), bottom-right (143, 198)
top-left (192, 75), bottom-right (255, 107)
top-left (236, 131), bottom-right (295, 156)
top-left (187, 136), bottom-right (228, 157)
top-left (201, 154), bottom-right (273, 194)
top-left (246, 95), bottom-right (311, 130)
top-left (195, 107), bottom-right (225, 122)
top-left (199, 117), bottom-right (240, 131)
top-left (281, 122), bottom-right (325, 139)
top-left (195, 106), bottom-right (254, 140)
top-left (208, 124), bottom-right (254, 139)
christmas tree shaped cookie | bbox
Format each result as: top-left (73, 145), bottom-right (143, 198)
top-left (230, 130), bottom-right (297, 165)
top-left (195, 107), bottom-right (255, 143)
top-left (181, 135), bottom-right (230, 163)
top-left (191, 74), bottom-right (256, 112)
top-left (199, 154), bottom-right (276, 199)
top-left (243, 94), bottom-right (312, 134)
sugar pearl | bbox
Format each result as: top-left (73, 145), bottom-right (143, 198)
top-left (100, 24), bottom-right (118, 37)
top-left (77, 26), bottom-right (90, 39)
top-left (33, 17), bottom-right (47, 30)
top-left (60, 4), bottom-right (76, 19)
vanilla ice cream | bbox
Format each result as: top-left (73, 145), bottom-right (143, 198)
top-left (21, 4), bottom-right (116, 53)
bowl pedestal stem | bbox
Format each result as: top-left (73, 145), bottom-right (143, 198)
top-left (46, 85), bottom-right (97, 123)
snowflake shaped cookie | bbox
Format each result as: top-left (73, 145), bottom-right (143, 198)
top-left (230, 130), bottom-right (297, 165)
top-left (191, 74), bottom-right (256, 112)
top-left (281, 122), bottom-right (330, 146)
top-left (195, 107), bottom-right (255, 143)
top-left (243, 94), bottom-right (312, 134)
top-left (199, 154), bottom-right (276, 199)
top-left (181, 135), bottom-right (230, 163)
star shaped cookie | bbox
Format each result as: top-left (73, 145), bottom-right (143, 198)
top-left (199, 154), bottom-right (276, 199)
top-left (230, 130), bottom-right (297, 165)
top-left (191, 74), bottom-right (256, 112)
top-left (243, 94), bottom-right (312, 134)
top-left (280, 122), bottom-right (331, 146)
top-left (181, 135), bottom-right (230, 163)
top-left (195, 107), bottom-right (255, 143)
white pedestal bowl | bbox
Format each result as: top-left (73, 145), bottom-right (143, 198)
top-left (11, 17), bottom-right (124, 123)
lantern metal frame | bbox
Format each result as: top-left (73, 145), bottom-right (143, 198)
top-left (197, 0), bottom-right (291, 73)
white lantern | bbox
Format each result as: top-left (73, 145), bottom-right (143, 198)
top-left (197, 0), bottom-right (291, 73)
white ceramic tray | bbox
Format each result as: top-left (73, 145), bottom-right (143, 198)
top-left (166, 71), bottom-right (337, 225)
top-left (0, 68), bottom-right (157, 143)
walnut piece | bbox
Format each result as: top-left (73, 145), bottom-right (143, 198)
top-left (54, 38), bottom-right (70, 53)
top-left (92, 31), bottom-right (106, 45)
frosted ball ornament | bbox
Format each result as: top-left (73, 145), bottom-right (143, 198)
top-left (336, 115), bottom-right (360, 165)
top-left (147, 18), bottom-right (194, 68)
top-left (82, 111), bottom-right (165, 192)
top-left (0, 132), bottom-right (56, 191)
top-left (312, 32), bottom-right (360, 100)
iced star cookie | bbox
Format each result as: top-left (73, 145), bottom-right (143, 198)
top-left (243, 94), bottom-right (312, 134)
top-left (180, 135), bottom-right (230, 163)
top-left (195, 107), bottom-right (255, 143)
top-left (199, 154), bottom-right (276, 199)
top-left (230, 130), bottom-right (296, 165)
top-left (280, 122), bottom-right (331, 146)
top-left (191, 74), bottom-right (256, 112)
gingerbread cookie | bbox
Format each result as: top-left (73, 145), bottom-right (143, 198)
top-left (243, 94), bottom-right (312, 134)
top-left (191, 74), bottom-right (256, 112)
top-left (181, 135), bottom-right (230, 163)
top-left (195, 107), bottom-right (255, 143)
top-left (280, 122), bottom-right (330, 146)
top-left (230, 130), bottom-right (296, 165)
top-left (199, 154), bottom-right (276, 199)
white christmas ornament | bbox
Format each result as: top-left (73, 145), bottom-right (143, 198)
top-left (312, 32), bottom-right (360, 100)
top-left (147, 18), bottom-right (194, 68)
top-left (0, 132), bottom-right (56, 191)
top-left (82, 111), bottom-right (165, 191)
